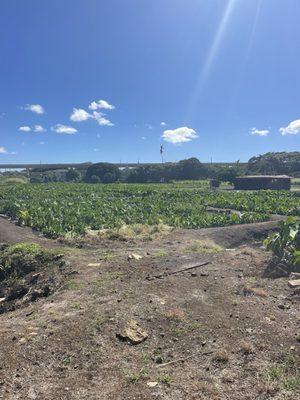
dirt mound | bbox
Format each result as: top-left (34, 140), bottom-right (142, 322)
top-left (0, 243), bottom-right (68, 314)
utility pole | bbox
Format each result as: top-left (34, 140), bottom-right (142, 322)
top-left (160, 144), bottom-right (164, 164)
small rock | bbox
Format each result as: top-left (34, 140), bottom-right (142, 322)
top-left (278, 304), bottom-right (290, 310)
top-left (147, 381), bottom-right (158, 388)
top-left (191, 272), bottom-right (197, 277)
top-left (88, 263), bottom-right (101, 267)
top-left (128, 253), bottom-right (143, 261)
top-left (117, 319), bottom-right (148, 345)
top-left (200, 272), bottom-right (209, 277)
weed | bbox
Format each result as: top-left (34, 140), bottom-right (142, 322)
top-left (127, 368), bottom-right (148, 384)
top-left (159, 374), bottom-right (172, 386)
top-left (71, 302), bottom-right (82, 310)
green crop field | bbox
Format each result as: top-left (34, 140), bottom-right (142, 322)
top-left (0, 183), bottom-right (299, 238)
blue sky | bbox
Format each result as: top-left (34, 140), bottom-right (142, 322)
top-left (0, 0), bottom-right (299, 163)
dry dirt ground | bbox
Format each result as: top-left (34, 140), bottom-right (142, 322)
top-left (0, 217), bottom-right (299, 400)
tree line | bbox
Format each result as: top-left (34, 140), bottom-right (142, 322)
top-left (29, 151), bottom-right (300, 184)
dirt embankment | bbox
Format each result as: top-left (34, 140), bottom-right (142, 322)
top-left (0, 217), bottom-right (299, 400)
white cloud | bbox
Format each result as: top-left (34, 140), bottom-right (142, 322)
top-left (280, 119), bottom-right (300, 135)
top-left (141, 136), bottom-right (146, 140)
top-left (34, 125), bottom-right (45, 132)
top-left (88, 100), bottom-right (115, 111)
top-left (24, 104), bottom-right (45, 114)
top-left (11, 151), bottom-right (17, 155)
top-left (70, 108), bottom-right (92, 122)
top-left (0, 146), bottom-right (7, 154)
top-left (93, 112), bottom-right (114, 126)
top-left (52, 124), bottom-right (77, 135)
top-left (160, 122), bottom-right (167, 127)
top-left (39, 141), bottom-right (45, 145)
top-left (250, 127), bottom-right (270, 136)
top-left (162, 127), bottom-right (198, 144)
top-left (19, 126), bottom-right (31, 132)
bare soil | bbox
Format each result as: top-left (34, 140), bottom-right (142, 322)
top-left (0, 217), bottom-right (299, 400)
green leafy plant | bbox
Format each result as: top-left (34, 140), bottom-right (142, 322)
top-left (264, 217), bottom-right (300, 269)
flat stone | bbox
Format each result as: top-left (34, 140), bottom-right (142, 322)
top-left (288, 280), bottom-right (300, 288)
top-left (117, 319), bottom-right (148, 345)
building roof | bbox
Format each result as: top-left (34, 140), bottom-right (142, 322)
top-left (236, 175), bottom-right (291, 179)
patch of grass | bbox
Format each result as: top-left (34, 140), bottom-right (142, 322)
top-left (170, 321), bottom-right (201, 337)
top-left (185, 239), bottom-right (223, 254)
top-left (71, 302), bottom-right (82, 310)
top-left (153, 250), bottom-right (168, 258)
top-left (66, 279), bottom-right (85, 291)
top-left (159, 374), bottom-right (172, 386)
top-left (98, 252), bottom-right (117, 261)
top-left (0, 242), bottom-right (63, 282)
top-left (94, 315), bottom-right (111, 330)
top-left (265, 353), bottom-right (300, 392)
top-left (127, 368), bottom-right (148, 384)
top-left (91, 272), bottom-right (123, 295)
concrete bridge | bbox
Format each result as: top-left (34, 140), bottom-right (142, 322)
top-left (0, 162), bottom-right (245, 170)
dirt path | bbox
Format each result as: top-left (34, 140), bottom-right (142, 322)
top-left (0, 216), bottom-right (55, 247)
top-left (0, 218), bottom-right (299, 399)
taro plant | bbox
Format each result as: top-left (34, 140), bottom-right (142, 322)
top-left (264, 217), bottom-right (300, 269)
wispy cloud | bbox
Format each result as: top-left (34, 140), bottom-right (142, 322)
top-left (34, 125), bottom-right (45, 132)
top-left (52, 124), bottom-right (77, 135)
top-left (160, 122), bottom-right (167, 127)
top-left (280, 119), bottom-right (300, 135)
top-left (24, 104), bottom-right (45, 114)
top-left (93, 112), bottom-right (114, 126)
top-left (0, 146), bottom-right (8, 154)
top-left (19, 126), bottom-right (31, 132)
top-left (250, 127), bottom-right (270, 136)
top-left (19, 125), bottom-right (45, 132)
top-left (88, 100), bottom-right (115, 111)
top-left (162, 127), bottom-right (198, 144)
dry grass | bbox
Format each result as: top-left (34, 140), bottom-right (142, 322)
top-left (243, 286), bottom-right (268, 297)
top-left (240, 339), bottom-right (254, 354)
top-left (213, 348), bottom-right (229, 363)
top-left (165, 308), bottom-right (185, 322)
top-left (87, 223), bottom-right (173, 241)
top-left (185, 239), bottom-right (223, 254)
